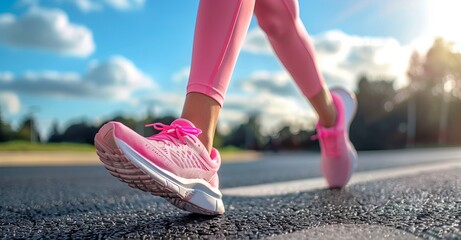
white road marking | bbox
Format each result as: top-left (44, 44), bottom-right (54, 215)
top-left (222, 159), bottom-right (461, 197)
top-left (269, 224), bottom-right (421, 240)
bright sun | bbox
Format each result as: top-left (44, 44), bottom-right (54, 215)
top-left (425, 0), bottom-right (461, 47)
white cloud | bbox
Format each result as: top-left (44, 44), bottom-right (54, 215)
top-left (242, 27), bottom-right (273, 55)
top-left (0, 92), bottom-right (21, 114)
top-left (0, 72), bottom-right (14, 82)
top-left (220, 92), bottom-right (314, 135)
top-left (75, 0), bottom-right (102, 12)
top-left (314, 30), bottom-right (411, 88)
top-left (0, 56), bottom-right (155, 100)
top-left (225, 69), bottom-right (316, 134)
top-left (142, 93), bottom-right (185, 116)
top-left (0, 7), bottom-right (95, 57)
top-left (18, 0), bottom-right (144, 12)
top-left (172, 66), bottom-right (190, 83)
top-left (240, 70), bottom-right (300, 97)
top-left (105, 0), bottom-right (145, 11)
top-left (86, 56), bottom-right (153, 89)
top-left (74, 0), bottom-right (145, 12)
top-left (243, 28), bottom-right (412, 89)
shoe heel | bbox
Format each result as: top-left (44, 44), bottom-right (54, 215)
top-left (95, 123), bottom-right (118, 153)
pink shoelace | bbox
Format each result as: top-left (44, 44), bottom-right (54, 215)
top-left (145, 123), bottom-right (202, 146)
top-left (311, 129), bottom-right (343, 158)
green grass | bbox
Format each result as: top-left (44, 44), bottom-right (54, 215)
top-left (0, 141), bottom-right (95, 152)
top-left (217, 146), bottom-right (246, 155)
top-left (0, 141), bottom-right (251, 154)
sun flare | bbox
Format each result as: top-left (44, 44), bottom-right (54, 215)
top-left (425, 0), bottom-right (461, 48)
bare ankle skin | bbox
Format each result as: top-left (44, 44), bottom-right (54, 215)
top-left (309, 87), bottom-right (337, 128)
top-left (181, 92), bottom-right (221, 154)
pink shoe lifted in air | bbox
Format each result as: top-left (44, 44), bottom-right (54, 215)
top-left (314, 87), bottom-right (358, 188)
top-left (94, 119), bottom-right (224, 215)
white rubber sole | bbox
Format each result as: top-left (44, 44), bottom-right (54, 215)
top-left (330, 87), bottom-right (357, 127)
top-left (94, 126), bottom-right (225, 215)
top-left (330, 87), bottom-right (359, 175)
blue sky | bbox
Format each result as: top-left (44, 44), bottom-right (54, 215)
top-left (0, 0), bottom-right (457, 139)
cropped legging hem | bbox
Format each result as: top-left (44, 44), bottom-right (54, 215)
top-left (187, 83), bottom-right (225, 106)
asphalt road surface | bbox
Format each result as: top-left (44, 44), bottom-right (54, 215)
top-left (1, 148), bottom-right (460, 239)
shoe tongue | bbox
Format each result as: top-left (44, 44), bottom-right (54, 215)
top-left (171, 118), bottom-right (196, 128)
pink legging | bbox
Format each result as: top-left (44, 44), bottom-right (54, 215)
top-left (187, 0), bottom-right (325, 107)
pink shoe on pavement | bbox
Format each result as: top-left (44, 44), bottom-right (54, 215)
top-left (94, 118), bottom-right (224, 215)
top-left (313, 87), bottom-right (358, 188)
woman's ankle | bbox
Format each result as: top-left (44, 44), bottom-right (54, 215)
top-left (197, 134), bottom-right (213, 154)
top-left (181, 92), bottom-right (221, 154)
top-left (318, 107), bottom-right (337, 128)
top-left (309, 88), bottom-right (337, 128)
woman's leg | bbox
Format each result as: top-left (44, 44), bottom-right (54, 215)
top-left (254, 0), bottom-right (336, 127)
top-left (255, 0), bottom-right (358, 188)
top-left (182, 0), bottom-right (255, 153)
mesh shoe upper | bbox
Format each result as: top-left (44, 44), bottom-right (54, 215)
top-left (111, 119), bottom-right (221, 188)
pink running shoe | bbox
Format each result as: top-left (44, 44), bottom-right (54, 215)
top-left (94, 119), bottom-right (224, 215)
top-left (313, 87), bottom-right (358, 188)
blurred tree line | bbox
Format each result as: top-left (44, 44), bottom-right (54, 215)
top-left (0, 38), bottom-right (460, 151)
top-left (0, 113), bottom-right (41, 143)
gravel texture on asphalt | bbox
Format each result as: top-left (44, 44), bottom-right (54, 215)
top-left (0, 165), bottom-right (460, 239)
